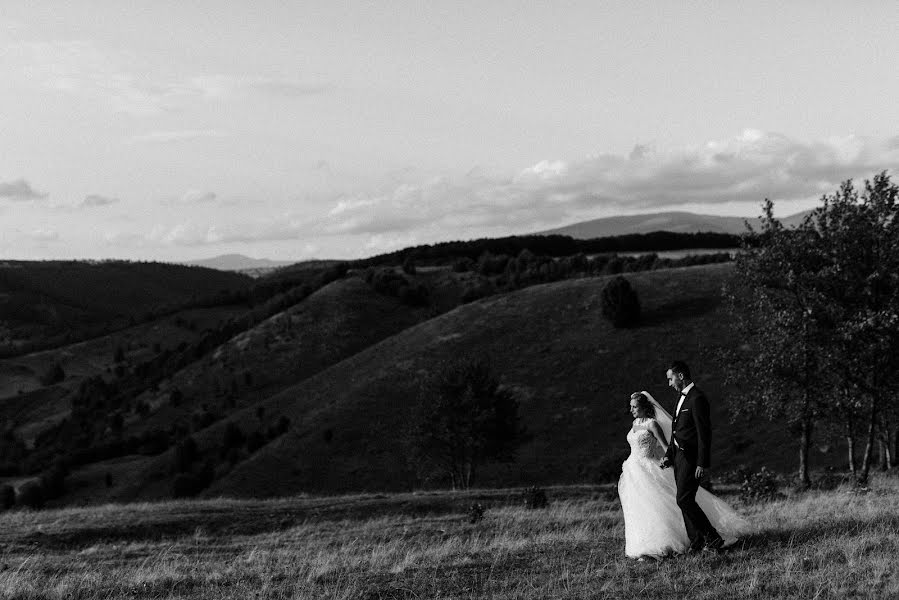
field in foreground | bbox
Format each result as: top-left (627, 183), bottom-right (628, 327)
top-left (0, 477), bottom-right (896, 599)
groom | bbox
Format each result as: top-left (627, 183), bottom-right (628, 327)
top-left (659, 360), bottom-right (725, 553)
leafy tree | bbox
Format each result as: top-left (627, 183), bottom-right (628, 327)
top-left (406, 357), bottom-right (524, 489)
top-left (725, 201), bottom-right (831, 487)
top-left (727, 173), bottom-right (899, 485)
top-left (808, 174), bottom-right (899, 482)
top-left (600, 276), bottom-right (641, 328)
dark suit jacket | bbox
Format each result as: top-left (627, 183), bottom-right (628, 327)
top-left (664, 385), bottom-right (712, 468)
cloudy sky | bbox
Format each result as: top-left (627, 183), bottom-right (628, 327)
top-left (2, 2), bottom-right (899, 261)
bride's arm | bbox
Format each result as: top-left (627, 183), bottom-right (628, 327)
top-left (648, 420), bottom-right (669, 453)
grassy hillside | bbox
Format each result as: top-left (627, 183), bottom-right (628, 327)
top-left (0, 260), bottom-right (251, 353)
top-left (126, 276), bottom-right (434, 438)
top-left (107, 263), bottom-right (838, 503)
top-left (1, 477), bottom-right (895, 598)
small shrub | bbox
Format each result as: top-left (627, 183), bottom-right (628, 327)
top-left (452, 257), bottom-right (474, 272)
top-left (40, 363), bottom-right (66, 386)
top-left (467, 502), bottom-right (486, 523)
top-left (600, 275), bottom-right (641, 328)
top-left (522, 486), bottom-right (548, 509)
top-left (739, 466), bottom-right (780, 503)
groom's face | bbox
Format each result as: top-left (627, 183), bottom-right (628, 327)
top-left (666, 369), bottom-right (684, 392)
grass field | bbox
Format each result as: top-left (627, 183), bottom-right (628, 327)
top-left (1, 475), bottom-right (896, 599)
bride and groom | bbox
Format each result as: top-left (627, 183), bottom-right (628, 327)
top-left (618, 361), bottom-right (750, 559)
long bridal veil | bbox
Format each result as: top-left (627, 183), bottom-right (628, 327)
top-left (641, 390), bottom-right (672, 443)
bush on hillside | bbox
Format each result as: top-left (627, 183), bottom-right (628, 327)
top-left (452, 257), bottom-right (474, 272)
top-left (40, 363), bottom-right (66, 386)
top-left (402, 255), bottom-right (417, 275)
top-left (522, 486), bottom-right (549, 509)
top-left (739, 466), bottom-right (780, 503)
top-left (600, 276), bottom-right (641, 328)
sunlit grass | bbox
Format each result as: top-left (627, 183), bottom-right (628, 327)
top-left (0, 477), bottom-right (896, 599)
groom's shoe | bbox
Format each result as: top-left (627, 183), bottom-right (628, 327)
top-left (702, 537), bottom-right (725, 555)
top-left (684, 540), bottom-right (705, 555)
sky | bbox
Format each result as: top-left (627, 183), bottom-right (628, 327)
top-left (2, 1), bottom-right (899, 262)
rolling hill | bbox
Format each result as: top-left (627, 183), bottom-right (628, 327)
top-left (535, 210), bottom-right (812, 239)
top-left (103, 262), bottom-right (838, 504)
top-left (0, 260), bottom-right (252, 354)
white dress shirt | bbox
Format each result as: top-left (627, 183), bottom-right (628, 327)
top-left (673, 382), bottom-right (695, 449)
top-left (675, 382), bottom-right (694, 417)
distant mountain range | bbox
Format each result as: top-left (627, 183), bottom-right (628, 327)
top-left (184, 254), bottom-right (300, 272)
top-left (535, 210), bottom-right (812, 239)
top-left (187, 211), bottom-right (813, 272)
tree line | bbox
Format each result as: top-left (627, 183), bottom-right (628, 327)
top-left (727, 172), bottom-right (899, 486)
top-left (352, 231), bottom-right (739, 268)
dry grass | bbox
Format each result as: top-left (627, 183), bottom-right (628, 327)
top-left (0, 477), bottom-right (896, 599)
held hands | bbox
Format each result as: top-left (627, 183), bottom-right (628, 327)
top-left (695, 466), bottom-right (706, 479)
top-left (659, 457), bottom-right (671, 469)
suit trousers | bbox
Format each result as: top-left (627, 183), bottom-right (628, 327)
top-left (673, 448), bottom-right (722, 548)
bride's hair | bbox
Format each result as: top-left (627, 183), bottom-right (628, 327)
top-left (630, 392), bottom-right (656, 418)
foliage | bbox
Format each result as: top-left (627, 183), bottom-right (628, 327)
top-left (522, 486), bottom-right (549, 509)
top-left (40, 362), bottom-right (66, 386)
top-left (738, 466), bottom-right (780, 503)
top-left (406, 357), bottom-right (524, 489)
top-left (600, 276), bottom-right (641, 328)
top-left (352, 231), bottom-right (740, 269)
top-left (726, 173), bottom-right (899, 485)
top-left (466, 502), bottom-right (486, 523)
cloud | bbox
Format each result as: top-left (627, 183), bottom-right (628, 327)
top-left (146, 216), bottom-right (311, 246)
top-left (80, 194), bottom-right (119, 207)
top-left (180, 190), bottom-right (217, 204)
top-left (312, 130), bottom-right (899, 241)
top-left (18, 41), bottom-right (328, 116)
top-left (30, 228), bottom-right (59, 242)
top-left (130, 129), bottom-right (228, 143)
top-left (0, 178), bottom-right (47, 201)
top-left (106, 130), bottom-right (899, 255)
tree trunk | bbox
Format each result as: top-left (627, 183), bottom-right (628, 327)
top-left (798, 418), bottom-right (812, 488)
top-left (846, 414), bottom-right (857, 476)
top-left (859, 400), bottom-right (878, 484)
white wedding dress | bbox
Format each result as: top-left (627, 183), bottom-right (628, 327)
top-left (618, 416), bottom-right (750, 558)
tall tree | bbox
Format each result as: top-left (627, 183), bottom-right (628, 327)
top-left (406, 357), bottom-right (523, 490)
top-left (725, 201), bottom-right (832, 487)
top-left (810, 173), bottom-right (899, 482)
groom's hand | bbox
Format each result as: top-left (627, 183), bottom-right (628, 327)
top-left (695, 466), bottom-right (706, 479)
top-left (659, 457), bottom-right (671, 469)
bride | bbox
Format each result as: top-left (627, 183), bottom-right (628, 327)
top-left (618, 391), bottom-right (749, 559)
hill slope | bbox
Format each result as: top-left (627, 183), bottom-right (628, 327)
top-left (536, 210), bottom-right (811, 239)
top-left (112, 263), bottom-right (835, 502)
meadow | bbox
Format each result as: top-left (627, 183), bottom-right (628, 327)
top-left (0, 476), bottom-right (896, 599)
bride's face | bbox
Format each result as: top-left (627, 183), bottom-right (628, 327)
top-left (629, 399), bottom-right (644, 418)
